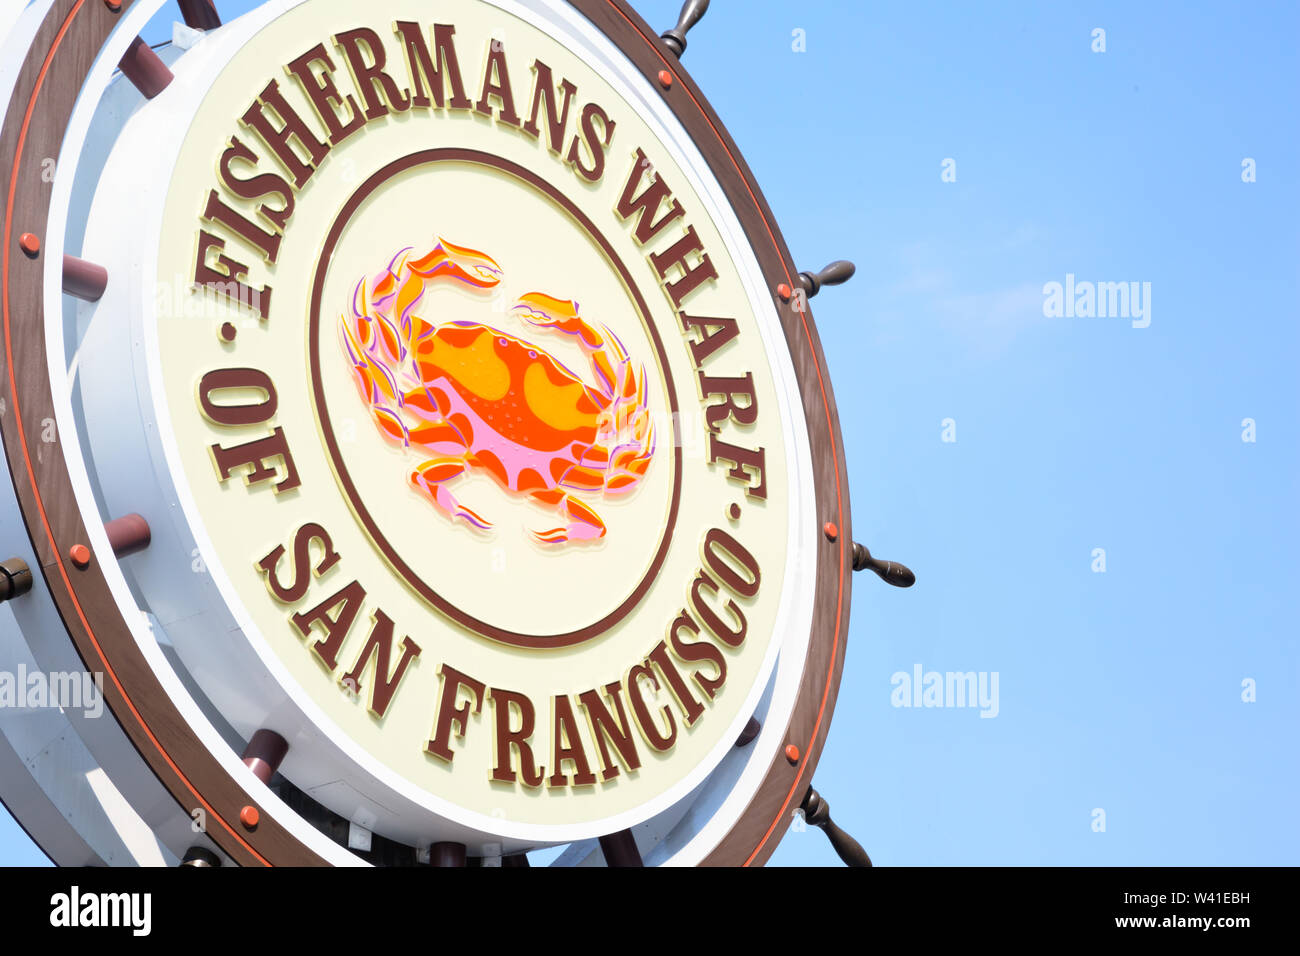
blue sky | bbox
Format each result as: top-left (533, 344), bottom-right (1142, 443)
top-left (3, 0), bottom-right (1296, 866)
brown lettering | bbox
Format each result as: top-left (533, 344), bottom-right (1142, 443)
top-left (489, 687), bottom-right (544, 787)
top-left (290, 580), bottom-right (366, 670)
top-left (425, 664), bottom-right (486, 762)
top-left (198, 367), bottom-right (277, 426)
top-left (576, 681), bottom-right (642, 781)
top-left (475, 40), bottom-right (521, 127)
top-left (286, 43), bottom-right (365, 146)
top-left (679, 313), bottom-right (739, 367)
top-left (616, 148), bottom-right (684, 244)
top-left (209, 427), bottom-right (302, 494)
top-left (650, 225), bottom-right (718, 307)
top-left (521, 60), bottom-right (576, 155)
top-left (394, 21), bottom-right (471, 110)
top-left (217, 136), bottom-right (294, 233)
top-left (566, 101), bottom-right (614, 182)
top-left (334, 27), bottom-right (411, 120)
top-left (626, 663), bottom-right (677, 752)
top-left (256, 522), bottom-right (340, 603)
top-left (339, 610), bottom-right (421, 718)
top-left (548, 695), bottom-right (597, 788)
top-left (193, 231), bottom-right (271, 321)
top-left (707, 434), bottom-right (767, 500)
top-left (667, 610), bottom-right (726, 700)
top-left (202, 190), bottom-right (282, 264)
top-left (702, 528), bottom-right (761, 598)
top-left (698, 372), bottom-right (758, 434)
top-left (646, 638), bottom-right (704, 727)
top-left (690, 570), bottom-right (747, 648)
top-left (240, 79), bottom-right (330, 189)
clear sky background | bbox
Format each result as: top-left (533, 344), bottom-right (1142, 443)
top-left (3, 0), bottom-right (1296, 867)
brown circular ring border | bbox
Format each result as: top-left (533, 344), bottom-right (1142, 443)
top-left (0, 0), bottom-right (854, 868)
top-left (307, 148), bottom-right (683, 649)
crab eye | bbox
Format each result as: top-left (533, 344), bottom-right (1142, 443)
top-left (498, 337), bottom-right (508, 347)
top-left (528, 350), bottom-right (537, 359)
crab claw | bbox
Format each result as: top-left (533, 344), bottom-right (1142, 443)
top-left (531, 523), bottom-right (604, 545)
top-left (407, 237), bottom-right (502, 289)
top-left (514, 292), bottom-right (602, 350)
top-left (514, 291), bottom-right (578, 324)
top-left (530, 494), bottom-right (606, 545)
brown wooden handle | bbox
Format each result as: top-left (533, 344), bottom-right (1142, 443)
top-left (0, 558), bottom-right (32, 602)
top-left (801, 787), bottom-right (872, 867)
top-left (852, 542), bottom-right (915, 588)
top-left (661, 0), bottom-right (710, 57)
top-left (822, 819), bottom-right (873, 868)
top-left (798, 260), bottom-right (856, 297)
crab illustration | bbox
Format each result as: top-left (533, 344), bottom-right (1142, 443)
top-left (338, 238), bottom-right (655, 544)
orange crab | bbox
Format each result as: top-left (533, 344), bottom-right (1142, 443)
top-left (339, 238), bottom-right (655, 544)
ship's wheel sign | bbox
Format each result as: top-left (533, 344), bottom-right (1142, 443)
top-left (0, 0), bottom-right (895, 867)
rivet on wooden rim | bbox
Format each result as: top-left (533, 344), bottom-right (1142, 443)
top-left (657, 69), bottom-right (673, 89)
top-left (823, 521), bottom-right (838, 542)
top-left (776, 282), bottom-right (792, 302)
top-left (68, 544), bottom-right (91, 569)
top-left (239, 805), bottom-right (260, 829)
top-left (104, 0), bottom-right (123, 12)
top-left (19, 233), bottom-right (40, 258)
top-left (785, 744), bottom-right (801, 764)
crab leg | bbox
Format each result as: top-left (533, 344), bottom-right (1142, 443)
top-left (408, 420), bottom-right (471, 456)
top-left (528, 488), bottom-right (606, 544)
top-left (410, 456), bottom-right (493, 531)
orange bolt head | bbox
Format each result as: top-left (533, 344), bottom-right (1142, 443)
top-left (19, 233), bottom-right (40, 257)
top-left (823, 521), bottom-right (838, 542)
top-left (785, 744), bottom-right (801, 764)
top-left (776, 282), bottom-right (792, 301)
top-left (69, 544), bottom-right (91, 568)
top-left (657, 69), bottom-right (673, 89)
top-left (240, 805), bottom-right (260, 829)
top-left (104, 0), bottom-right (123, 11)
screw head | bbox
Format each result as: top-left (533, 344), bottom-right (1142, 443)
top-left (776, 282), bottom-right (792, 301)
top-left (823, 521), bottom-right (838, 542)
top-left (104, 0), bottom-right (123, 11)
top-left (785, 744), bottom-right (801, 764)
top-left (19, 233), bottom-right (40, 258)
top-left (68, 544), bottom-right (91, 568)
top-left (657, 69), bottom-right (673, 89)
top-left (239, 805), bottom-right (260, 829)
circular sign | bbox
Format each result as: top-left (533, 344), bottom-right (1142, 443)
top-left (1, 0), bottom-right (855, 866)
